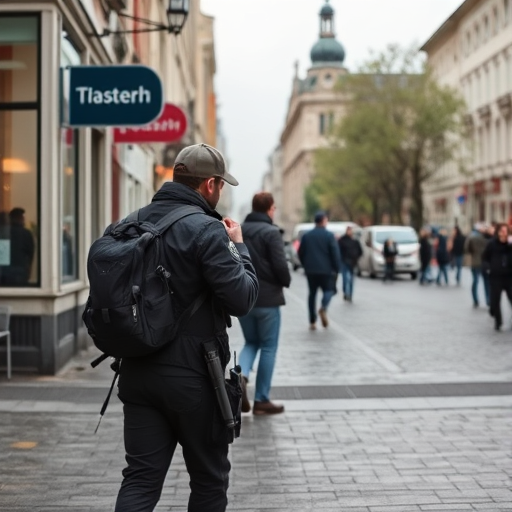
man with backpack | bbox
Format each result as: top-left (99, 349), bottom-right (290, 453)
top-left (111, 143), bottom-right (258, 512)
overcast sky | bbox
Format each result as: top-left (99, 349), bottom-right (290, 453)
top-left (200, 0), bottom-right (465, 218)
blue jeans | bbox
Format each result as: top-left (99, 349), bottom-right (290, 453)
top-left (305, 273), bottom-right (336, 324)
top-left (453, 255), bottom-right (464, 284)
top-left (238, 307), bottom-right (281, 403)
top-left (471, 267), bottom-right (490, 306)
top-left (341, 263), bottom-right (354, 298)
top-left (436, 264), bottom-right (449, 285)
top-left (420, 264), bottom-right (432, 284)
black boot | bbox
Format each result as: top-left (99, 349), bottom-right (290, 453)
top-left (241, 376), bottom-right (251, 413)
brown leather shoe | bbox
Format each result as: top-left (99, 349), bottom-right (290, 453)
top-left (318, 308), bottom-right (328, 328)
top-left (253, 400), bottom-right (284, 415)
top-left (241, 376), bottom-right (251, 413)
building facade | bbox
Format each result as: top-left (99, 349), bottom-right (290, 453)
top-left (0, 0), bottom-right (218, 374)
top-left (279, 1), bottom-right (349, 238)
top-left (421, 0), bottom-right (512, 230)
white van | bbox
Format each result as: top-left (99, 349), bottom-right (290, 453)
top-left (288, 221), bottom-right (361, 271)
top-left (357, 225), bottom-right (420, 279)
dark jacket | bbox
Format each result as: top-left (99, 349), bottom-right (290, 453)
top-left (298, 226), bottom-right (340, 275)
top-left (338, 234), bottom-right (362, 269)
top-left (383, 241), bottom-right (398, 263)
top-left (122, 182), bottom-right (259, 377)
top-left (419, 236), bottom-right (432, 267)
top-left (241, 212), bottom-right (291, 308)
top-left (482, 238), bottom-right (512, 279)
top-left (451, 233), bottom-right (466, 257)
top-left (436, 235), bottom-right (450, 265)
top-left (464, 231), bottom-right (488, 268)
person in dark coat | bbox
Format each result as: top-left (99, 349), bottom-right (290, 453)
top-left (436, 229), bottom-right (450, 286)
top-left (464, 223), bottom-right (490, 307)
top-left (114, 144), bottom-right (259, 512)
top-left (338, 226), bottom-right (362, 301)
top-left (482, 223), bottom-right (512, 331)
top-left (382, 238), bottom-right (398, 282)
top-left (238, 192), bottom-right (291, 415)
top-left (450, 226), bottom-right (466, 285)
top-left (2, 207), bottom-right (35, 286)
top-left (419, 228), bottom-right (433, 285)
top-left (298, 211), bottom-right (340, 330)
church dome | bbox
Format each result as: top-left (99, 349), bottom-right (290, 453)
top-left (310, 38), bottom-right (345, 65)
top-left (310, 1), bottom-right (345, 66)
top-left (319, 3), bottom-right (334, 16)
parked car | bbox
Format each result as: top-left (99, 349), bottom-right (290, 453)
top-left (288, 221), bottom-right (361, 271)
top-left (357, 225), bottom-right (420, 279)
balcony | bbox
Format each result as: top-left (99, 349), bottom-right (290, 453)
top-left (497, 93), bottom-right (511, 117)
top-left (477, 104), bottom-right (491, 123)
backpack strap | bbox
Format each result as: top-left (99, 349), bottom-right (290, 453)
top-left (154, 205), bottom-right (204, 234)
top-left (126, 209), bottom-right (140, 222)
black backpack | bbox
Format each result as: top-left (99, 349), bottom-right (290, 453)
top-left (82, 205), bottom-right (205, 359)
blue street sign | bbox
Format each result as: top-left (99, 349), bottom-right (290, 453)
top-left (67, 65), bottom-right (163, 127)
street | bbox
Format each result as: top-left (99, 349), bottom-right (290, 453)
top-left (1, 268), bottom-right (512, 511)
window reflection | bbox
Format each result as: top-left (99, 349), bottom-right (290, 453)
top-left (60, 33), bottom-right (80, 282)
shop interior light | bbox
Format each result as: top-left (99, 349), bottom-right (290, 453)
top-left (92, 0), bottom-right (189, 38)
top-left (0, 61), bottom-right (27, 70)
top-left (1, 158), bottom-right (31, 173)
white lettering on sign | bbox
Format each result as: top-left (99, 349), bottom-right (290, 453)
top-left (117, 120), bottom-right (181, 134)
top-left (75, 86), bottom-right (151, 105)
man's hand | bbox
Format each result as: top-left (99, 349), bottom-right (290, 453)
top-left (222, 217), bottom-right (243, 243)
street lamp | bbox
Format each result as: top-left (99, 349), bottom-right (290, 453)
top-left (93, 0), bottom-right (190, 38)
top-left (167, 0), bottom-right (190, 35)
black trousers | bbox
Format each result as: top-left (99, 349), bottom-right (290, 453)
top-left (115, 367), bottom-right (230, 512)
top-left (489, 277), bottom-right (512, 328)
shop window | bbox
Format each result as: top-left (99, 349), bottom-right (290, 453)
top-left (0, 15), bottom-right (40, 287)
top-left (60, 33), bottom-right (80, 282)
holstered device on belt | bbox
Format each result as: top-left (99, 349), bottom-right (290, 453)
top-left (204, 341), bottom-right (240, 432)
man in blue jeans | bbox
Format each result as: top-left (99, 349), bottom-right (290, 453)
top-left (298, 212), bottom-right (340, 329)
top-left (464, 223), bottom-right (491, 307)
top-left (238, 193), bottom-right (291, 415)
top-left (338, 226), bottom-right (362, 302)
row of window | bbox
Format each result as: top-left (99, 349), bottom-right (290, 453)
top-left (462, 46), bottom-right (512, 109)
top-left (463, 0), bottom-right (510, 57)
top-left (475, 116), bottom-right (512, 168)
top-left (0, 14), bottom-right (79, 287)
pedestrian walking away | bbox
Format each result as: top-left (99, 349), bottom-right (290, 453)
top-left (436, 228), bottom-right (450, 286)
top-left (382, 238), bottom-right (398, 282)
top-left (482, 223), bottom-right (512, 331)
top-left (238, 193), bottom-right (291, 416)
top-left (464, 223), bottom-right (490, 308)
top-left (338, 225), bottom-right (362, 301)
top-left (113, 143), bottom-right (258, 512)
top-left (419, 228), bottom-right (433, 285)
top-left (450, 226), bottom-right (466, 285)
top-left (298, 211), bottom-right (340, 330)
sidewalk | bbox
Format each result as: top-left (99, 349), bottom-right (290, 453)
top-left (1, 269), bottom-right (511, 511)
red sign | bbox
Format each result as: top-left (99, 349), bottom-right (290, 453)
top-left (114, 103), bottom-right (187, 144)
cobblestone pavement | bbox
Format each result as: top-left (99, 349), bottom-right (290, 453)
top-left (1, 268), bottom-right (511, 511)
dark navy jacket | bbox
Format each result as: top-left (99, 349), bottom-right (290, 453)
top-left (241, 212), bottom-right (291, 308)
top-left (482, 238), bottom-right (512, 279)
top-left (122, 182), bottom-right (259, 377)
top-left (298, 226), bottom-right (341, 275)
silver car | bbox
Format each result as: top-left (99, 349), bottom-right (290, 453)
top-left (357, 226), bottom-right (420, 279)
